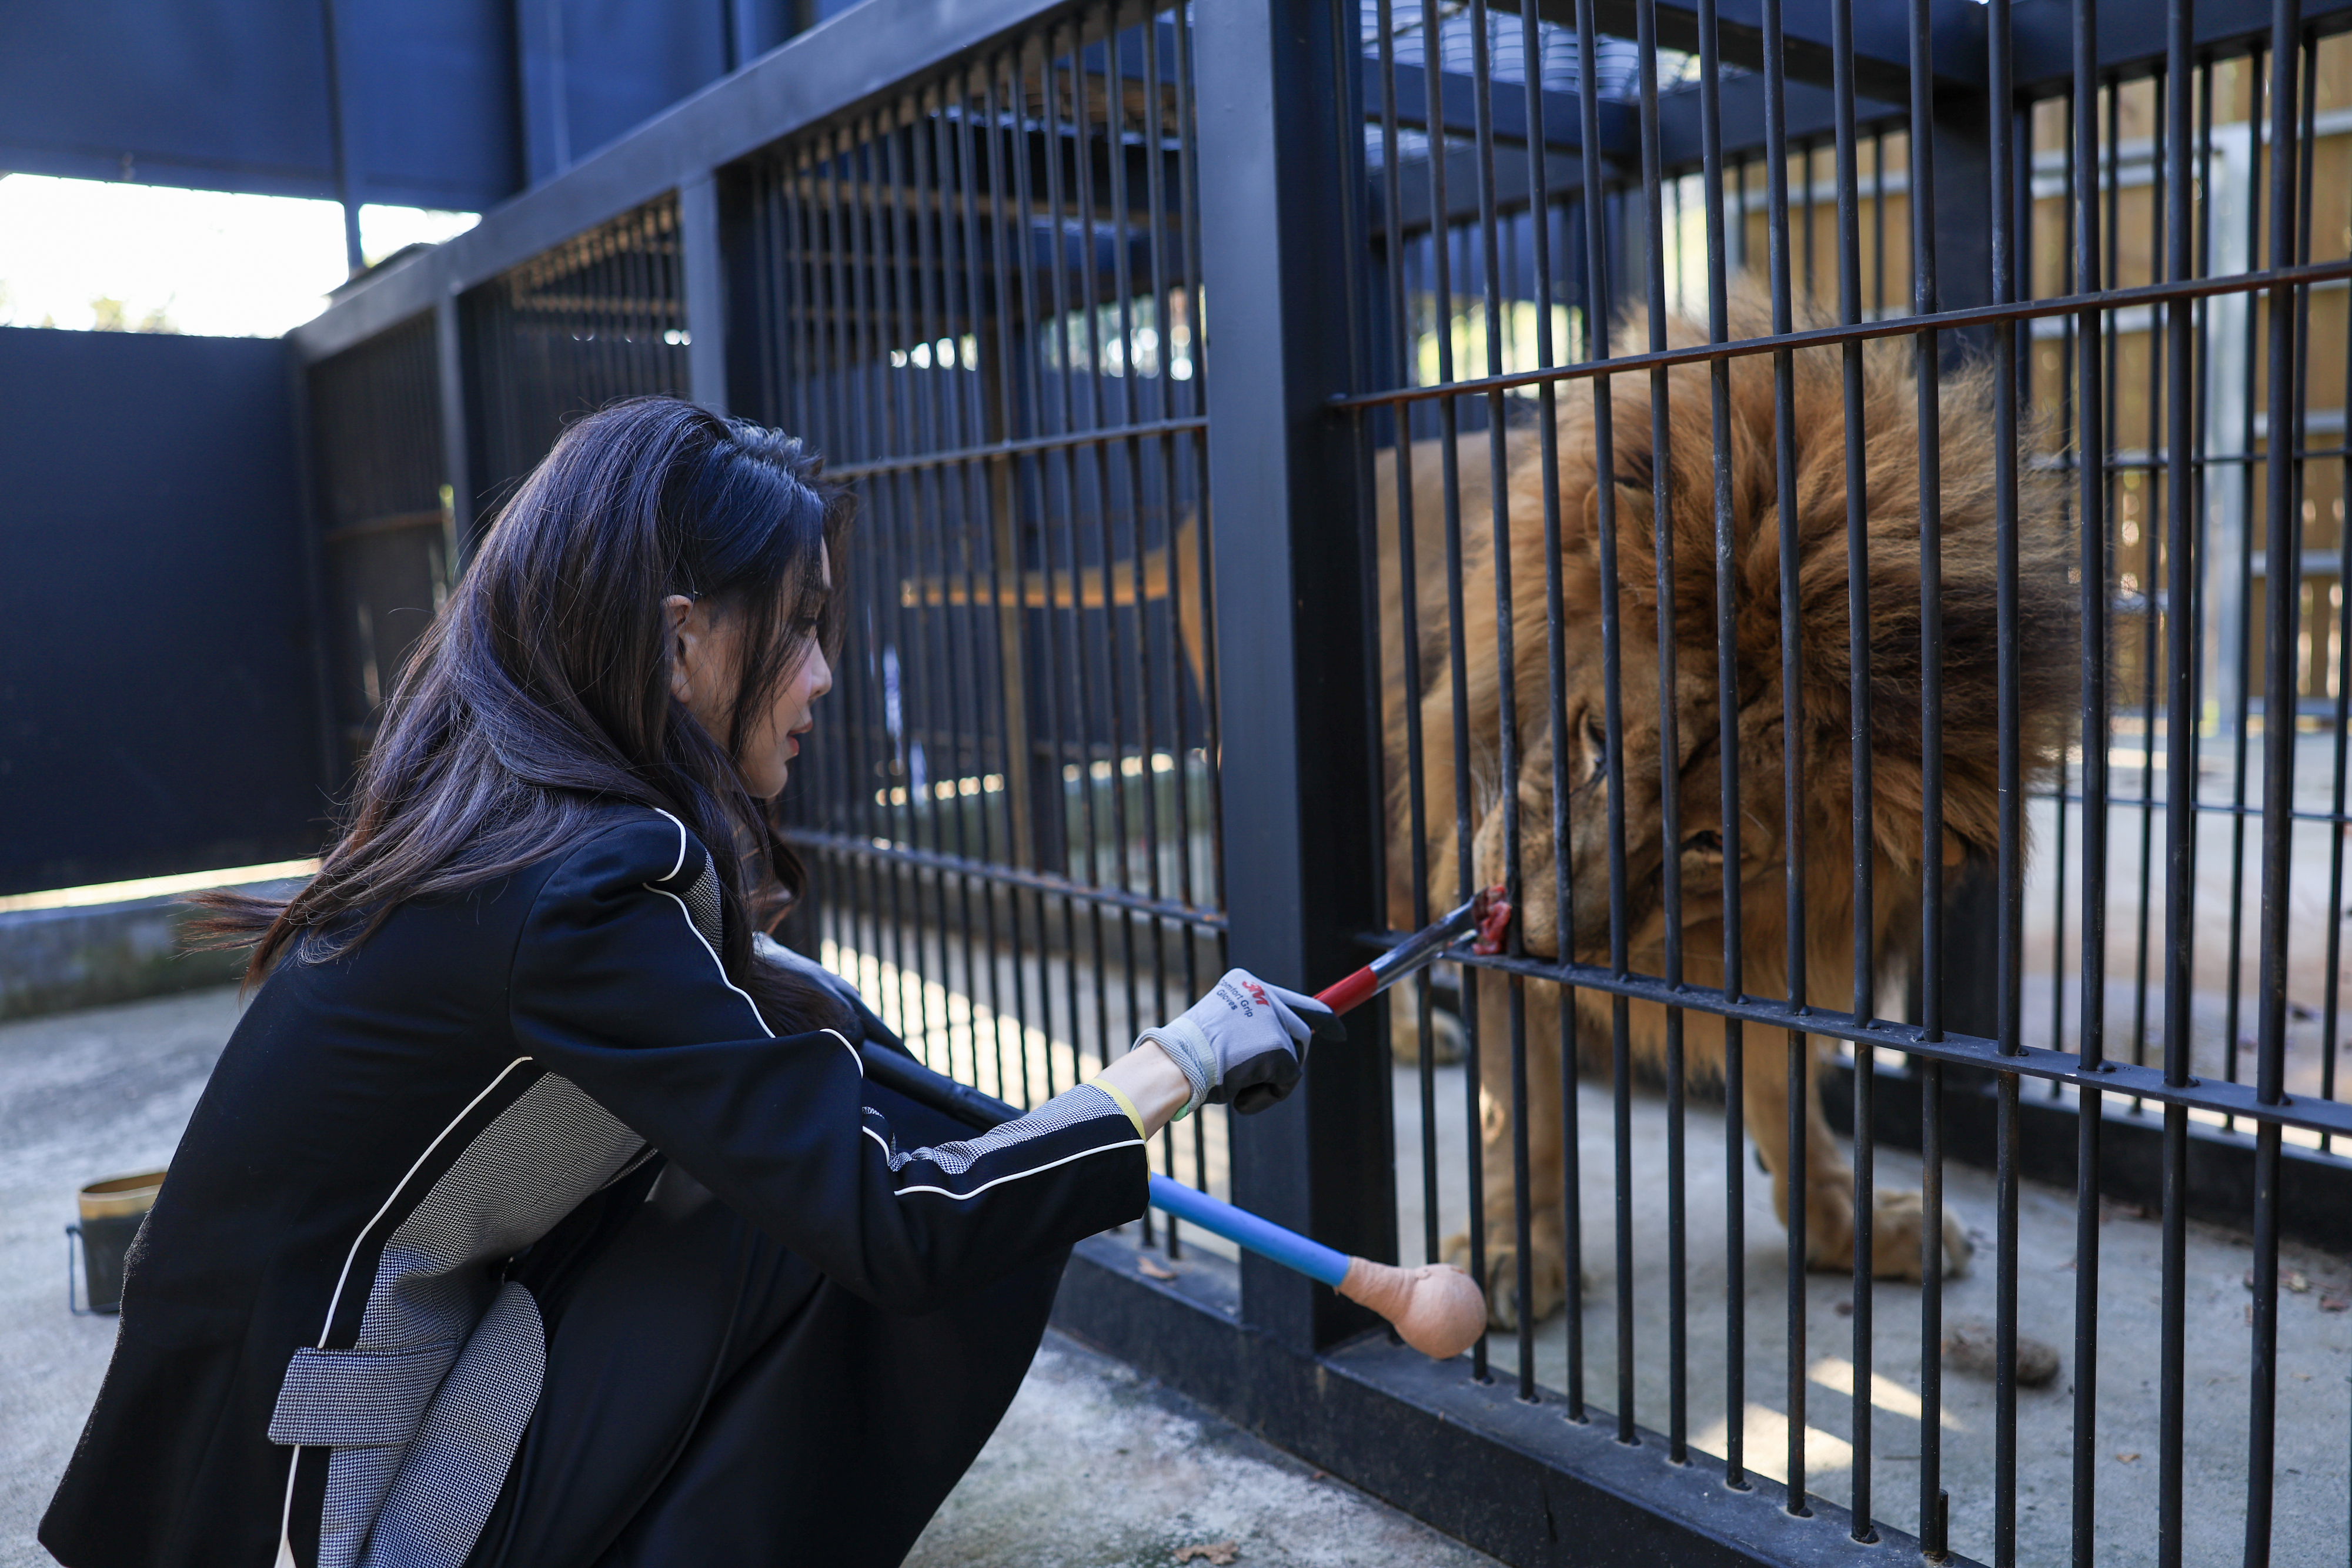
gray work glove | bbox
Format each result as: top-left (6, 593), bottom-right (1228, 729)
top-left (1135, 968), bottom-right (1345, 1117)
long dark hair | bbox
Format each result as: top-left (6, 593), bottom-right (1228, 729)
top-left (196, 397), bottom-right (853, 1031)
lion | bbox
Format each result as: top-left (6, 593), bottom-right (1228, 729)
top-left (1379, 290), bottom-right (2077, 1328)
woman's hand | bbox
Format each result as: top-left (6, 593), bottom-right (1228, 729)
top-left (1131, 969), bottom-right (1345, 1118)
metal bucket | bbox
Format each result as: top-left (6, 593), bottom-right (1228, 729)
top-left (67, 1170), bottom-right (165, 1315)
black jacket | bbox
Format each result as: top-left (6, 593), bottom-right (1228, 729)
top-left (40, 807), bottom-right (1147, 1568)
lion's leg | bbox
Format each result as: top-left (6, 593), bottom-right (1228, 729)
top-left (1739, 1032), bottom-right (1859, 1271)
top-left (1386, 971), bottom-right (1466, 1066)
top-left (1440, 972), bottom-right (1570, 1329)
top-left (1742, 1036), bottom-right (1974, 1280)
top-left (1389, 971), bottom-right (1426, 1065)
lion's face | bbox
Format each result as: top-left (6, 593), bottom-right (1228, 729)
top-left (1474, 608), bottom-right (1794, 972)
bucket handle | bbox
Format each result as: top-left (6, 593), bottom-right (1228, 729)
top-left (65, 1223), bottom-right (90, 1316)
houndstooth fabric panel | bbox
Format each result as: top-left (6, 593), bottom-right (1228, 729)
top-left (866, 1084), bottom-right (1127, 1178)
top-left (266, 1341), bottom-right (463, 1447)
top-left (357, 1281), bottom-right (546, 1568)
top-left (681, 852), bottom-right (722, 951)
top-left (307, 1073), bottom-right (644, 1568)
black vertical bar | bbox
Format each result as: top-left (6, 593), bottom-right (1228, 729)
top-left (1830, 0), bottom-right (1874, 1539)
top-left (2224, 45), bottom-right (2268, 1119)
top-left (1762, 0), bottom-right (1809, 1512)
top-left (1988, 5), bottom-right (2023, 1562)
top-left (928, 81), bottom-right (991, 1097)
top-left (951, 59), bottom-right (1014, 1106)
top-left (1801, 137), bottom-right (1817, 309)
top-left (1736, 158), bottom-right (1750, 278)
top-left (1871, 129), bottom-right (1886, 320)
top-left (1520, 0), bottom-right (1582, 1424)
top-left (1908, 0), bottom-right (1947, 1552)
top-left (2068, 1), bottom-right (2106, 1560)
top-left (433, 296), bottom-right (477, 565)
top-left (1172, 0), bottom-right (1229, 1100)
top-left (868, 115), bottom-right (933, 1055)
top-left (1039, 24), bottom-right (1098, 1099)
top-left (1633, 0), bottom-right (1686, 1457)
top-left (1696, 0), bottom-right (1744, 1490)
top-left (1192, 0), bottom-right (1387, 1352)
top-left (1573, 0), bottom-right (1632, 1437)
top-left (983, 49), bottom-right (1040, 1109)
top-left (2157, 7), bottom-right (2196, 1565)
top-left (1427, 0), bottom-right (1491, 1388)
top-left (681, 170), bottom-right (730, 414)
top-left (994, 42), bottom-right (1050, 1108)
top-left (1374, 0), bottom-right (1443, 1272)
top-left (1466, 0), bottom-right (1533, 1396)
top-left (2051, 88), bottom-right (2076, 1085)
top-left (2132, 69), bottom-right (2169, 1088)
top-left (1071, 9), bottom-right (1140, 1104)
top-left (906, 88), bottom-right (964, 1078)
top-left (1131, 9), bottom-right (1189, 1231)
top-left (870, 115), bottom-right (933, 1057)
top-left (1006, 38), bottom-right (1068, 1096)
top-left (2246, 5), bottom-right (2302, 1560)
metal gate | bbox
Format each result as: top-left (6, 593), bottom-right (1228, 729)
top-left (286, 0), bottom-right (2352, 1562)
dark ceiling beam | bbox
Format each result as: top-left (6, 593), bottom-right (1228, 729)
top-left (1367, 143), bottom-right (1593, 238)
top-left (1489, 0), bottom-right (1986, 101)
top-left (1369, 59), bottom-right (1632, 155)
top-left (1655, 71), bottom-right (1903, 171)
top-left (2007, 0), bottom-right (2352, 97)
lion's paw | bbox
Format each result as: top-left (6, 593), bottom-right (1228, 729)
top-left (1862, 1188), bottom-right (1973, 1282)
top-left (1442, 1225), bottom-right (1573, 1330)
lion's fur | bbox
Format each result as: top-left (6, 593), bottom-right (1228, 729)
top-left (1378, 289), bottom-right (2077, 1320)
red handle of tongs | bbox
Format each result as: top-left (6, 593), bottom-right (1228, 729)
top-left (1311, 884), bottom-right (1509, 1018)
top-left (1315, 964), bottom-right (1384, 1017)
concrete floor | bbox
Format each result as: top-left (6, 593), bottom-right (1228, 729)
top-left (1394, 1059), bottom-right (2352, 1566)
top-left (904, 1331), bottom-right (1498, 1568)
top-left (0, 987), bottom-right (1488, 1568)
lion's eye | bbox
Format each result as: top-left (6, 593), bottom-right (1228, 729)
top-left (1579, 713), bottom-right (1606, 783)
top-left (1682, 830), bottom-right (1724, 858)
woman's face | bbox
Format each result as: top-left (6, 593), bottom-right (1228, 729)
top-left (667, 547), bottom-right (834, 800)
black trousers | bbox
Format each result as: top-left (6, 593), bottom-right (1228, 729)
top-left (466, 1082), bottom-right (1066, 1568)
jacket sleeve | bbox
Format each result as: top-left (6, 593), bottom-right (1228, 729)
top-left (508, 812), bottom-right (1148, 1313)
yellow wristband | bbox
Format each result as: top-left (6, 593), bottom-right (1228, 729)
top-left (1094, 1079), bottom-right (1146, 1138)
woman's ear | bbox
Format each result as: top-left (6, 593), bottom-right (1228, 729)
top-left (664, 594), bottom-right (700, 707)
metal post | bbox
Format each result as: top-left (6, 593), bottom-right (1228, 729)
top-left (434, 295), bottom-right (479, 566)
top-left (318, 0), bottom-right (366, 276)
top-left (680, 171), bottom-right (731, 415)
top-left (516, 0), bottom-right (573, 186)
top-left (1192, 0), bottom-right (1392, 1353)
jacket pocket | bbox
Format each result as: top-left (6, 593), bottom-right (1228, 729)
top-left (266, 1339), bottom-right (462, 1447)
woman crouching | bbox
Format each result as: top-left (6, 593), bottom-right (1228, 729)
top-left (41, 399), bottom-right (1333, 1568)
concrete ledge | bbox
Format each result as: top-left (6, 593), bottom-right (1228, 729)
top-left (0, 882), bottom-right (299, 1021)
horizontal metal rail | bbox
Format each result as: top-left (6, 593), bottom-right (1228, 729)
top-left (781, 828), bottom-right (1228, 932)
top-left (1359, 932), bottom-right (2352, 1145)
top-left (1328, 255), bottom-right (2352, 409)
top-left (825, 414), bottom-right (1208, 480)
